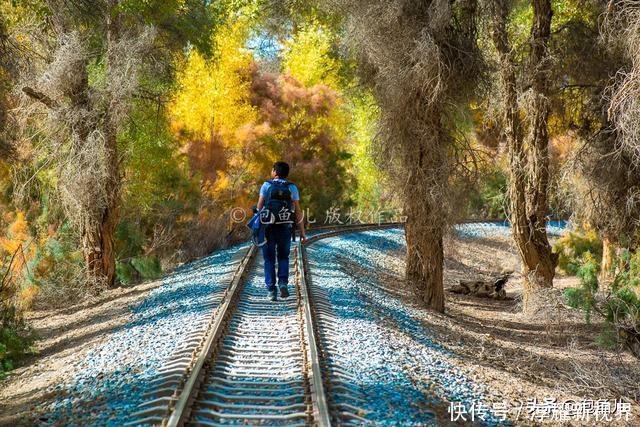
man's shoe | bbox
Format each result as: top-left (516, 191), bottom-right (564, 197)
top-left (279, 285), bottom-right (289, 298)
top-left (268, 289), bottom-right (277, 301)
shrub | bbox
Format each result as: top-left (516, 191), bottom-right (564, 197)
top-left (116, 256), bottom-right (162, 286)
top-left (563, 251), bottom-right (599, 323)
top-left (131, 256), bottom-right (162, 281)
top-left (0, 322), bottom-right (35, 378)
top-left (116, 261), bottom-right (137, 286)
top-left (553, 228), bottom-right (602, 275)
top-left (28, 223), bottom-right (93, 308)
top-left (564, 250), bottom-right (640, 357)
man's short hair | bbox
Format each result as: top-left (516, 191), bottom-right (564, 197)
top-left (273, 161), bottom-right (290, 178)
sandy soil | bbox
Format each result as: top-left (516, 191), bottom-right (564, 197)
top-left (377, 233), bottom-right (640, 425)
top-left (0, 281), bottom-right (162, 426)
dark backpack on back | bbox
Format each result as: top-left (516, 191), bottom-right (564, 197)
top-left (263, 179), bottom-right (295, 225)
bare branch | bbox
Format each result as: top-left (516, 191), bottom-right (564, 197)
top-left (22, 86), bottom-right (58, 109)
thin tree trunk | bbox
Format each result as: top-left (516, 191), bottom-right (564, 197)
top-left (490, 0), bottom-right (558, 314)
top-left (600, 233), bottom-right (616, 286)
top-left (404, 106), bottom-right (447, 313)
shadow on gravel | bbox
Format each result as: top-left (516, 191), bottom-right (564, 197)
top-left (28, 286), bottom-right (157, 321)
top-left (36, 367), bottom-right (156, 426)
top-left (305, 230), bottom-right (506, 425)
top-left (331, 234), bottom-right (620, 394)
top-left (9, 245), bottom-right (248, 426)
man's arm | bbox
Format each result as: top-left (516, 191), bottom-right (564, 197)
top-left (292, 200), bottom-right (306, 241)
top-left (257, 195), bottom-right (265, 210)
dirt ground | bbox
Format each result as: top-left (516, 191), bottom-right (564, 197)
top-left (381, 233), bottom-right (640, 426)
top-left (0, 281), bottom-right (162, 426)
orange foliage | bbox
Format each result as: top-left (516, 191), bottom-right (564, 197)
top-left (1, 211), bottom-right (29, 255)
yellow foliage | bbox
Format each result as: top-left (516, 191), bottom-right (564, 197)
top-left (19, 285), bottom-right (39, 310)
top-left (282, 20), bottom-right (340, 90)
top-left (213, 170), bottom-right (231, 194)
top-left (170, 15), bottom-right (257, 147)
top-left (349, 92), bottom-right (383, 209)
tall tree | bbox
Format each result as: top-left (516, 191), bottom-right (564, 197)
top-left (576, 1), bottom-right (640, 279)
top-left (0, 11), bottom-right (16, 161)
top-left (15, 0), bottom-right (215, 287)
top-left (487, 0), bottom-right (558, 314)
top-left (554, 0), bottom-right (630, 282)
top-left (326, 0), bottom-right (480, 311)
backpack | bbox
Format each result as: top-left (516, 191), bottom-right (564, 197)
top-left (263, 179), bottom-right (295, 225)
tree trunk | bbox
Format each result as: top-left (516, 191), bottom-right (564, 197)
top-left (490, 0), bottom-right (558, 314)
top-left (600, 233), bottom-right (616, 286)
top-left (82, 209), bottom-right (117, 287)
top-left (405, 193), bottom-right (445, 312)
top-left (403, 107), bottom-right (447, 313)
top-left (81, 0), bottom-right (122, 288)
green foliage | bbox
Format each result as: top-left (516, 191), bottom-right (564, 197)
top-left (116, 261), bottom-right (137, 286)
top-left (116, 102), bottom-right (200, 281)
top-left (563, 251), bottom-right (599, 322)
top-left (595, 324), bottom-right (619, 350)
top-left (120, 0), bottom-right (220, 55)
top-left (115, 220), bottom-right (145, 261)
top-left (564, 250), bottom-right (640, 355)
top-left (32, 222), bottom-right (83, 274)
top-left (465, 167), bottom-right (508, 219)
top-left (0, 311), bottom-right (35, 378)
top-left (131, 256), bottom-right (162, 281)
top-left (348, 92), bottom-right (389, 211)
top-left (120, 103), bottom-right (200, 219)
top-left (117, 256), bottom-right (162, 285)
top-left (553, 229), bottom-right (602, 275)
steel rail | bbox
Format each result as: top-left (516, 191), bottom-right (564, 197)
top-left (159, 222), bottom-right (403, 426)
top-left (166, 245), bottom-right (257, 427)
top-left (299, 222), bottom-right (403, 425)
top-left (296, 242), bottom-right (331, 426)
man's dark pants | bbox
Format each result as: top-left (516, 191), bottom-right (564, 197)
top-left (262, 224), bottom-right (292, 291)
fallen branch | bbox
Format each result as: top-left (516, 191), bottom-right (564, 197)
top-left (22, 86), bottom-right (58, 109)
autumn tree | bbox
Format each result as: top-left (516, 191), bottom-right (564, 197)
top-left (326, 0), bottom-right (480, 311)
top-left (13, 0), bottom-right (215, 287)
top-left (0, 10), bottom-right (15, 161)
top-left (585, 0), bottom-right (640, 267)
top-left (485, 0), bottom-right (559, 314)
top-left (248, 69), bottom-right (353, 216)
top-left (545, 0), bottom-right (630, 280)
top-left (171, 9), bottom-right (354, 226)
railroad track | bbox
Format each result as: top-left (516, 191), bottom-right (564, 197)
top-left (129, 222), bottom-right (402, 426)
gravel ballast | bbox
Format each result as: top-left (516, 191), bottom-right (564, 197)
top-left (39, 244), bottom-right (248, 426)
top-left (306, 227), bottom-right (509, 426)
top-left (455, 220), bottom-right (568, 238)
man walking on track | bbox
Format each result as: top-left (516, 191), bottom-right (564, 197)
top-left (256, 161), bottom-right (307, 301)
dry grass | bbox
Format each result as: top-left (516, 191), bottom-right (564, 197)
top-left (16, 25), bottom-right (156, 231)
top-left (605, 0), bottom-right (640, 166)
